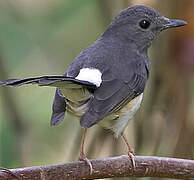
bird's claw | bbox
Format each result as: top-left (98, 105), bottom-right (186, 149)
top-left (79, 153), bottom-right (93, 175)
top-left (128, 150), bottom-right (136, 170)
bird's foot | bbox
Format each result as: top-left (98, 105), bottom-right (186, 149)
top-left (120, 132), bottom-right (136, 169)
top-left (0, 167), bottom-right (21, 180)
top-left (79, 153), bottom-right (93, 175)
top-left (127, 148), bottom-right (136, 170)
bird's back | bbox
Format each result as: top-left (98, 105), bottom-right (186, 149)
top-left (60, 36), bottom-right (149, 132)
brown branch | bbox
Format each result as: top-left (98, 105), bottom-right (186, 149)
top-left (0, 155), bottom-right (194, 180)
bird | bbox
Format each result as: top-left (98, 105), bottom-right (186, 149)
top-left (0, 5), bottom-right (186, 174)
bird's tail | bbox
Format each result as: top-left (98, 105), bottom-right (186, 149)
top-left (0, 75), bottom-right (96, 89)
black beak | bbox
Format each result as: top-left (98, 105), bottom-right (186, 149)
top-left (163, 18), bottom-right (187, 29)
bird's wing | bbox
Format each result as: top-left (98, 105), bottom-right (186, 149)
top-left (80, 60), bottom-right (148, 128)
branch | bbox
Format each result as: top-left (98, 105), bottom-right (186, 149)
top-left (0, 155), bottom-right (194, 180)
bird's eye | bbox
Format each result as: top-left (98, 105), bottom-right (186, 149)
top-left (139, 20), bottom-right (150, 29)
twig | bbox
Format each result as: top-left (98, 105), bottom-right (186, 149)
top-left (0, 155), bottom-right (194, 180)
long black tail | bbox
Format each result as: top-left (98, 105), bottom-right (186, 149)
top-left (0, 75), bottom-right (96, 89)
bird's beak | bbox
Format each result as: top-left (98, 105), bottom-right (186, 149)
top-left (162, 17), bottom-right (187, 29)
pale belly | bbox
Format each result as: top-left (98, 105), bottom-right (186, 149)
top-left (66, 92), bottom-right (143, 137)
top-left (99, 93), bottom-right (143, 137)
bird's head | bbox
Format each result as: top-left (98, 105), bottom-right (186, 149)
top-left (103, 5), bottom-right (187, 52)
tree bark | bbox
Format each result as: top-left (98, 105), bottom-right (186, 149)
top-left (0, 155), bottom-right (194, 180)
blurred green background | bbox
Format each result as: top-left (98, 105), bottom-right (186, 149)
top-left (0, 0), bottom-right (194, 179)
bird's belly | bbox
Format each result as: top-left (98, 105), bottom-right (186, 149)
top-left (66, 99), bottom-right (91, 117)
top-left (99, 93), bottom-right (143, 137)
top-left (61, 87), bottom-right (92, 117)
top-left (66, 93), bottom-right (143, 137)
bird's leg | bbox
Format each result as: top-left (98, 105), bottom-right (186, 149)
top-left (79, 128), bottom-right (93, 174)
top-left (121, 132), bottom-right (136, 169)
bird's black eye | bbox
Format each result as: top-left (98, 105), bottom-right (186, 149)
top-left (139, 20), bottom-right (150, 29)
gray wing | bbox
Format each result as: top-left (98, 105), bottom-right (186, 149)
top-left (80, 59), bottom-right (149, 128)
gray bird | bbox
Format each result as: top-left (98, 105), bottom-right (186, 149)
top-left (0, 5), bottom-right (186, 173)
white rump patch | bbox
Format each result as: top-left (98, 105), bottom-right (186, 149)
top-left (75, 68), bottom-right (102, 87)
